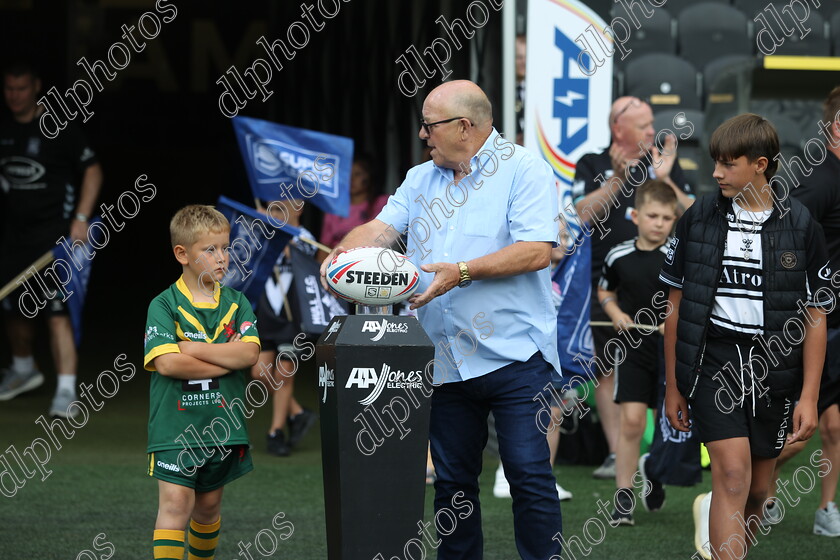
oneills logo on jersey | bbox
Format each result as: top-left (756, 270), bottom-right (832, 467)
top-left (183, 331), bottom-right (208, 340)
top-left (345, 364), bottom-right (423, 406)
top-left (361, 319), bottom-right (409, 341)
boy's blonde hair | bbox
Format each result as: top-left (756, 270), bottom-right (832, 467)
top-left (170, 205), bottom-right (230, 248)
top-left (635, 179), bottom-right (677, 210)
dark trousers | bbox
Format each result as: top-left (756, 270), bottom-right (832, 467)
top-left (429, 353), bottom-right (563, 559)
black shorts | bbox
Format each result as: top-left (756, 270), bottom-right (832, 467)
top-left (255, 292), bottom-right (300, 352)
top-left (613, 334), bottom-right (662, 408)
top-left (593, 324), bottom-right (617, 375)
top-left (0, 239), bottom-right (69, 318)
top-left (818, 327), bottom-right (840, 416)
top-left (1, 277), bottom-right (69, 317)
top-left (689, 337), bottom-right (792, 458)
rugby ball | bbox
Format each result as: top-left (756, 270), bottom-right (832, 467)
top-left (326, 247), bottom-right (420, 305)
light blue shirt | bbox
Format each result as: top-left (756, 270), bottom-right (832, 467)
top-left (377, 129), bottom-right (562, 383)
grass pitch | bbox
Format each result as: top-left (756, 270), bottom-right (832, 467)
top-left (0, 356), bottom-right (834, 559)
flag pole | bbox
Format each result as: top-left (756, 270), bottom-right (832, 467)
top-left (0, 250), bottom-right (56, 302)
top-left (590, 320), bottom-right (660, 332)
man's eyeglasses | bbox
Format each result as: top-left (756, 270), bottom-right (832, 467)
top-left (612, 98), bottom-right (645, 123)
top-left (420, 116), bottom-right (469, 134)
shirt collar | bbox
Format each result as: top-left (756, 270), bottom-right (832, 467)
top-left (433, 128), bottom-right (500, 180)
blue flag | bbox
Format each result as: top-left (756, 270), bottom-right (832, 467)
top-left (216, 196), bottom-right (299, 307)
top-left (289, 245), bottom-right (349, 336)
top-left (51, 218), bottom-right (101, 347)
top-left (552, 186), bottom-right (594, 381)
top-left (232, 116), bottom-right (353, 217)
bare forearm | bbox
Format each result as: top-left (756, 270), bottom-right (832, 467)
top-left (339, 219), bottom-right (394, 251)
top-left (664, 288), bottom-right (682, 389)
top-left (467, 241), bottom-right (551, 280)
top-left (77, 163), bottom-right (102, 218)
top-left (179, 341), bottom-right (260, 370)
top-left (668, 183), bottom-right (693, 216)
top-left (574, 180), bottom-right (622, 223)
top-left (153, 353), bottom-right (230, 379)
top-left (801, 309), bottom-right (827, 402)
top-left (597, 288), bottom-right (623, 322)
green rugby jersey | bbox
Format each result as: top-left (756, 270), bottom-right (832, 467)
top-left (144, 276), bottom-right (260, 453)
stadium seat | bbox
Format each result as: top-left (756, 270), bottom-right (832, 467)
top-left (660, 0), bottom-right (728, 17)
top-left (732, 0), bottom-right (777, 18)
top-left (584, 0), bottom-right (613, 22)
top-left (758, 111), bottom-right (805, 164)
top-left (653, 109), bottom-right (704, 141)
top-left (703, 55), bottom-right (755, 113)
top-left (610, 5), bottom-right (675, 63)
top-left (614, 70), bottom-right (625, 98)
top-left (773, 9), bottom-right (829, 56)
top-left (833, 11), bottom-right (840, 55)
top-left (625, 53), bottom-right (701, 110)
top-left (678, 3), bottom-right (751, 72)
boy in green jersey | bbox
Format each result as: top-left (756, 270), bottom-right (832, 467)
top-left (143, 205), bottom-right (260, 560)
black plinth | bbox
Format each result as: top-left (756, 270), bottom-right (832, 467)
top-left (317, 314), bottom-right (435, 560)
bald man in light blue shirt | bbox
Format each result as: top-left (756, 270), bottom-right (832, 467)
top-left (321, 80), bottom-right (563, 560)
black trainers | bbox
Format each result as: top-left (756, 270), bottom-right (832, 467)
top-left (610, 488), bottom-right (635, 526)
top-left (288, 409), bottom-right (318, 447)
top-left (638, 452), bottom-right (666, 512)
top-left (267, 430), bottom-right (290, 457)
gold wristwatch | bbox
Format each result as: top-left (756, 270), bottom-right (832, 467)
top-left (457, 261), bottom-right (472, 288)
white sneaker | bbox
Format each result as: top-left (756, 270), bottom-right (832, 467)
top-left (493, 464), bottom-right (511, 498)
top-left (814, 502), bottom-right (840, 537)
top-left (493, 464), bottom-right (573, 501)
top-left (49, 388), bottom-right (78, 419)
top-left (556, 483), bottom-right (573, 501)
top-left (693, 492), bottom-right (712, 560)
top-left (593, 453), bottom-right (616, 479)
top-left (760, 499), bottom-right (784, 529)
top-left (0, 368), bottom-right (44, 400)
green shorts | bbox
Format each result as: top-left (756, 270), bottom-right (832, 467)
top-left (148, 444), bottom-right (253, 492)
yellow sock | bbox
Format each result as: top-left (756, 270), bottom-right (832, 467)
top-left (153, 529), bottom-right (185, 560)
top-left (188, 517), bottom-right (221, 560)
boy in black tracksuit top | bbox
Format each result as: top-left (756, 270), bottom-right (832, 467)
top-left (660, 114), bottom-right (833, 559)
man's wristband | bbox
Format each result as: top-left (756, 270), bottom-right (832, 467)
top-left (74, 213), bottom-right (89, 222)
top-left (599, 296), bottom-right (616, 307)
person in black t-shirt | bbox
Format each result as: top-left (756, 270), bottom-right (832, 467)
top-left (597, 180), bottom-right (676, 525)
top-left (662, 114), bottom-right (831, 558)
top-left (773, 87), bottom-right (840, 537)
top-left (0, 62), bottom-right (102, 418)
top-left (573, 96), bottom-right (695, 479)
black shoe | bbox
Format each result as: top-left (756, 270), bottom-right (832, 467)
top-left (288, 409), bottom-right (318, 447)
top-left (638, 452), bottom-right (666, 512)
top-left (610, 488), bottom-right (635, 526)
top-left (267, 430), bottom-right (290, 457)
